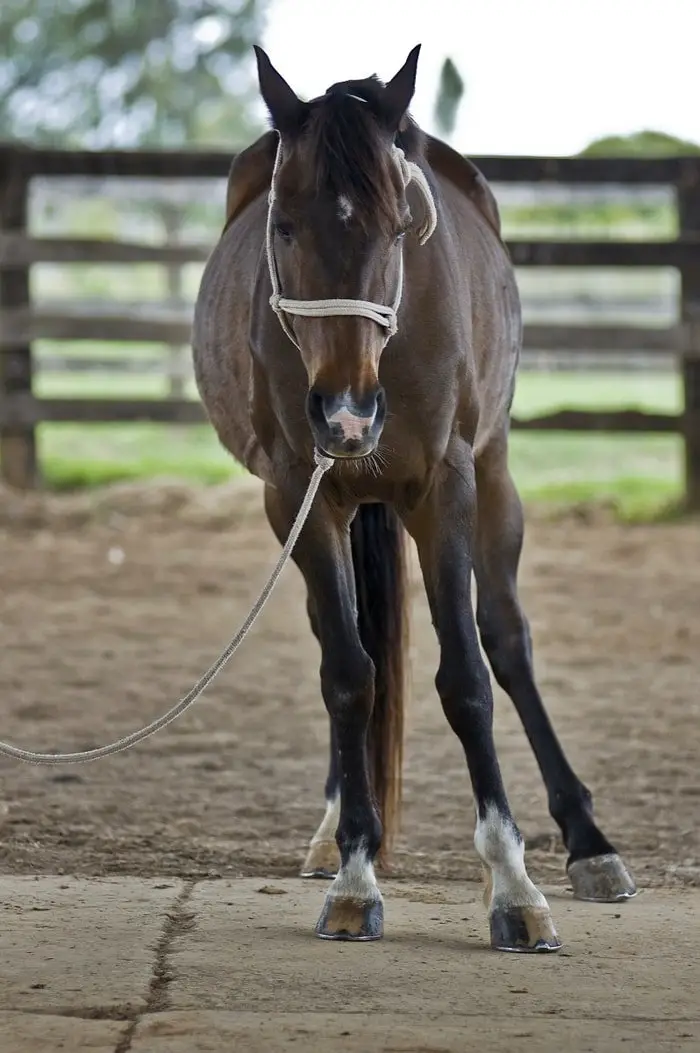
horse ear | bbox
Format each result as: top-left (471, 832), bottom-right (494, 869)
top-left (380, 44), bottom-right (421, 132)
top-left (253, 45), bottom-right (307, 135)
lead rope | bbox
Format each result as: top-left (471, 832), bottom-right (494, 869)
top-left (0, 451), bottom-right (334, 765)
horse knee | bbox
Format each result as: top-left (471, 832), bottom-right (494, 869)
top-left (320, 650), bottom-right (375, 718)
top-left (478, 605), bottom-right (533, 686)
top-left (435, 656), bottom-right (493, 734)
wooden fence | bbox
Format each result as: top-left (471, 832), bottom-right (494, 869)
top-left (1, 145), bottom-right (699, 506)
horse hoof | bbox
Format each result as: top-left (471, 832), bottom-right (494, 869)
top-left (301, 840), bottom-right (340, 881)
top-left (568, 853), bottom-right (637, 903)
top-left (315, 896), bottom-right (384, 941)
top-left (490, 905), bottom-right (562, 953)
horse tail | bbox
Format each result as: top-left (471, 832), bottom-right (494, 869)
top-left (350, 502), bottom-right (409, 866)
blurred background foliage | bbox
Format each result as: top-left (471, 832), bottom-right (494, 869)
top-left (0, 0), bottom-right (268, 147)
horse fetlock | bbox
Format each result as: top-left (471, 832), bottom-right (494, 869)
top-left (301, 839), bottom-right (339, 879)
top-left (554, 804), bottom-right (618, 866)
top-left (548, 784), bottom-right (594, 828)
top-left (330, 851), bottom-right (381, 902)
top-left (475, 804), bottom-right (561, 952)
top-left (481, 860), bottom-right (561, 952)
top-left (315, 847), bottom-right (384, 940)
top-left (301, 794), bottom-right (341, 879)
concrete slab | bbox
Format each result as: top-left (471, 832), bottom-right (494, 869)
top-left (0, 876), bottom-right (183, 1014)
top-left (0, 1012), bottom-right (125, 1052)
top-left (166, 879), bottom-right (700, 1024)
top-left (130, 1010), bottom-right (700, 1053)
top-left (3, 878), bottom-right (700, 1053)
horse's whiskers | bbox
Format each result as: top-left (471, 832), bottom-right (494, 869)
top-left (369, 448), bottom-right (389, 477)
top-left (365, 452), bottom-right (382, 478)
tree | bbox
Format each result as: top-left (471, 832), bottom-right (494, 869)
top-left (0, 0), bottom-right (269, 148)
top-left (433, 58), bottom-right (465, 141)
top-left (580, 130), bottom-right (700, 157)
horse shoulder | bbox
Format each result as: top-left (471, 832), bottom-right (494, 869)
top-left (223, 130), bottom-right (278, 234)
top-left (424, 134), bottom-right (502, 238)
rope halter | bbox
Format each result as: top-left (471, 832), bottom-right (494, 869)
top-left (265, 135), bottom-right (437, 352)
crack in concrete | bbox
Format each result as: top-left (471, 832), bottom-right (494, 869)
top-left (114, 880), bottom-right (196, 1053)
top-left (5, 1006), bottom-right (138, 1021)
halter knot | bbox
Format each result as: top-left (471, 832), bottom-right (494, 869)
top-left (393, 146), bottom-right (438, 246)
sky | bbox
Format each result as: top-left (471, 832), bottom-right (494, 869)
top-left (260, 0), bottom-right (698, 156)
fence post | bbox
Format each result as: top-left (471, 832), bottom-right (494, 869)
top-left (678, 163), bottom-right (700, 511)
top-left (682, 321), bottom-right (700, 511)
top-left (159, 201), bottom-right (189, 400)
top-left (0, 150), bottom-right (36, 489)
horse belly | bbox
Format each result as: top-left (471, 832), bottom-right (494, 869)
top-left (192, 217), bottom-right (272, 482)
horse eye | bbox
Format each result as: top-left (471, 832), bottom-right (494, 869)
top-left (275, 223), bottom-right (293, 242)
top-left (396, 216), bottom-right (411, 242)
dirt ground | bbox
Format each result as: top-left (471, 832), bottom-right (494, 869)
top-left (0, 476), bottom-right (699, 893)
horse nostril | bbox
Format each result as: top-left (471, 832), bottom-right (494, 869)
top-left (307, 389), bottom-right (327, 429)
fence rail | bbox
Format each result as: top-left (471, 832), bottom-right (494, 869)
top-left (2, 145), bottom-right (698, 182)
top-left (3, 233), bottom-right (700, 269)
top-left (0, 309), bottom-right (684, 353)
top-left (1, 145), bottom-right (699, 506)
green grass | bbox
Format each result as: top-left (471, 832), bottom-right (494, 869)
top-left (512, 370), bottom-right (680, 416)
top-left (500, 202), bottom-right (677, 240)
top-left (34, 367), bottom-right (684, 518)
top-left (41, 423), bottom-right (236, 490)
top-left (509, 434), bottom-right (682, 518)
top-left (508, 371), bottom-right (683, 516)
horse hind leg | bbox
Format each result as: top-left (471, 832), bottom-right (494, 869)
top-left (474, 446), bottom-right (636, 903)
top-left (300, 595), bottom-right (340, 880)
top-left (301, 728), bottom-right (341, 879)
top-left (301, 793), bottom-right (341, 879)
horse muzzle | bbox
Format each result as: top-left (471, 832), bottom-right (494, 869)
top-left (306, 386), bottom-right (386, 459)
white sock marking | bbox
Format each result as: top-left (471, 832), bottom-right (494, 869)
top-left (474, 804), bottom-right (548, 910)
top-left (310, 793), bottom-right (340, 846)
top-left (329, 841), bottom-right (381, 903)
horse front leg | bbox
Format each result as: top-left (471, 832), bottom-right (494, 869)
top-left (265, 484), bottom-right (383, 940)
top-left (403, 442), bottom-right (561, 952)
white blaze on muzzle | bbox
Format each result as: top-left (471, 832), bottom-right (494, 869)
top-left (326, 404), bottom-right (374, 442)
top-left (265, 130), bottom-right (438, 352)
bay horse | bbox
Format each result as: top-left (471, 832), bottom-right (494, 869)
top-left (192, 44), bottom-right (636, 949)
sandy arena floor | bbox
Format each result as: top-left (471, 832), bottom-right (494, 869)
top-left (0, 478), bottom-right (698, 891)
